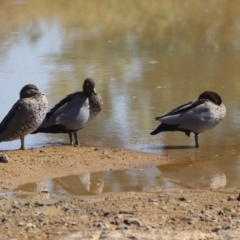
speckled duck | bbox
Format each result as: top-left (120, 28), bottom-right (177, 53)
top-left (32, 78), bottom-right (103, 145)
top-left (150, 91), bottom-right (226, 148)
top-left (0, 84), bottom-right (48, 150)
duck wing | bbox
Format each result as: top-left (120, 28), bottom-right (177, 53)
top-left (41, 91), bottom-right (89, 130)
top-left (0, 99), bottom-right (34, 141)
top-left (45, 93), bottom-right (76, 121)
top-left (155, 99), bottom-right (206, 125)
top-left (0, 101), bottom-right (20, 136)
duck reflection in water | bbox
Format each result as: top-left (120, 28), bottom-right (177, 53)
top-left (15, 181), bottom-right (49, 199)
top-left (53, 172), bottom-right (104, 196)
top-left (158, 162), bottom-right (227, 190)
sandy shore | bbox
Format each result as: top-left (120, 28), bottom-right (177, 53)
top-left (0, 146), bottom-right (239, 240)
top-left (0, 146), bottom-right (173, 191)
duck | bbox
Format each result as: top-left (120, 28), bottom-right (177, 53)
top-left (150, 91), bottom-right (226, 148)
top-left (0, 84), bottom-right (48, 150)
top-left (32, 78), bottom-right (103, 145)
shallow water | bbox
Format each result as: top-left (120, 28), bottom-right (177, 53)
top-left (1, 1), bottom-right (240, 192)
top-left (10, 164), bottom-right (227, 199)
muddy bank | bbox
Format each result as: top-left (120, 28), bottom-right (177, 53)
top-left (0, 146), bottom-right (173, 192)
top-left (0, 146), bottom-right (239, 240)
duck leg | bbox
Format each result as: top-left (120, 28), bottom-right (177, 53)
top-left (73, 131), bottom-right (79, 146)
top-left (20, 137), bottom-right (26, 150)
top-left (194, 133), bottom-right (199, 148)
top-left (68, 132), bottom-right (73, 145)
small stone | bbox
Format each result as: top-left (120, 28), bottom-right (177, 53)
top-left (227, 196), bottom-right (235, 201)
top-left (222, 225), bottom-right (231, 230)
top-left (1, 217), bottom-right (7, 223)
top-left (212, 226), bottom-right (221, 232)
top-left (93, 147), bottom-right (101, 151)
top-left (12, 201), bottom-right (19, 209)
top-left (116, 223), bottom-right (128, 230)
top-left (148, 199), bottom-right (158, 205)
top-left (236, 194), bottom-right (240, 201)
top-left (35, 202), bottom-right (45, 207)
top-left (119, 211), bottom-right (134, 215)
top-left (0, 154), bottom-right (9, 163)
top-left (92, 220), bottom-right (109, 229)
top-left (67, 221), bottom-right (77, 226)
top-left (104, 212), bottom-right (110, 217)
top-left (26, 223), bottom-right (36, 228)
top-left (182, 217), bottom-right (195, 225)
top-left (46, 203), bottom-right (53, 206)
top-left (17, 221), bottom-right (25, 227)
top-left (178, 202), bottom-right (188, 207)
top-left (218, 210), bottom-right (225, 216)
top-left (103, 151), bottom-right (109, 155)
top-left (123, 218), bottom-right (143, 227)
top-left (35, 212), bottom-right (45, 217)
top-left (110, 219), bottom-right (119, 225)
top-left (160, 206), bottom-right (168, 211)
top-left (178, 197), bottom-right (187, 202)
top-left (62, 206), bottom-right (70, 212)
top-left (223, 207), bottom-right (232, 212)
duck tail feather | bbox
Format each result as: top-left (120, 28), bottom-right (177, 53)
top-left (150, 123), bottom-right (177, 135)
top-left (31, 125), bottom-right (69, 134)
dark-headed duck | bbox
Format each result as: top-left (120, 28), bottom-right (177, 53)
top-left (32, 78), bottom-right (103, 145)
top-left (0, 84), bottom-right (48, 150)
top-left (150, 91), bottom-right (226, 148)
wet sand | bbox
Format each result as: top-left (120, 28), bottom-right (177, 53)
top-left (0, 146), bottom-right (173, 191)
top-left (0, 146), bottom-right (239, 240)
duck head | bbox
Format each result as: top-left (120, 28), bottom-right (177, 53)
top-left (20, 84), bottom-right (41, 99)
top-left (198, 91), bottom-right (222, 105)
top-left (83, 78), bottom-right (96, 94)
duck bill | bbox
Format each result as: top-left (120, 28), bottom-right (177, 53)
top-left (93, 88), bottom-right (97, 94)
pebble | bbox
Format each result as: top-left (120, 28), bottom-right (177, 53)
top-left (212, 226), bottom-right (222, 232)
top-left (116, 223), bottom-right (128, 230)
top-left (236, 194), bottom-right (240, 201)
top-left (119, 210), bottom-right (134, 215)
top-left (1, 217), bottom-right (7, 223)
top-left (178, 202), bottom-right (188, 207)
top-left (17, 221), bottom-right (25, 227)
top-left (123, 218), bottom-right (143, 227)
top-left (92, 220), bottom-right (109, 229)
top-left (26, 223), bottom-right (36, 228)
top-left (222, 224), bottom-right (231, 230)
top-left (148, 198), bottom-right (158, 203)
top-left (218, 210), bottom-right (225, 216)
top-left (182, 217), bottom-right (195, 225)
top-left (35, 202), bottom-right (45, 207)
top-left (227, 196), bottom-right (235, 201)
top-left (178, 197), bottom-right (187, 202)
top-left (0, 154), bottom-right (9, 163)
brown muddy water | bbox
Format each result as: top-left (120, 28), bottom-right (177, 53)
top-left (2, 164), bottom-right (228, 199)
top-left (0, 0), bottom-right (240, 196)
